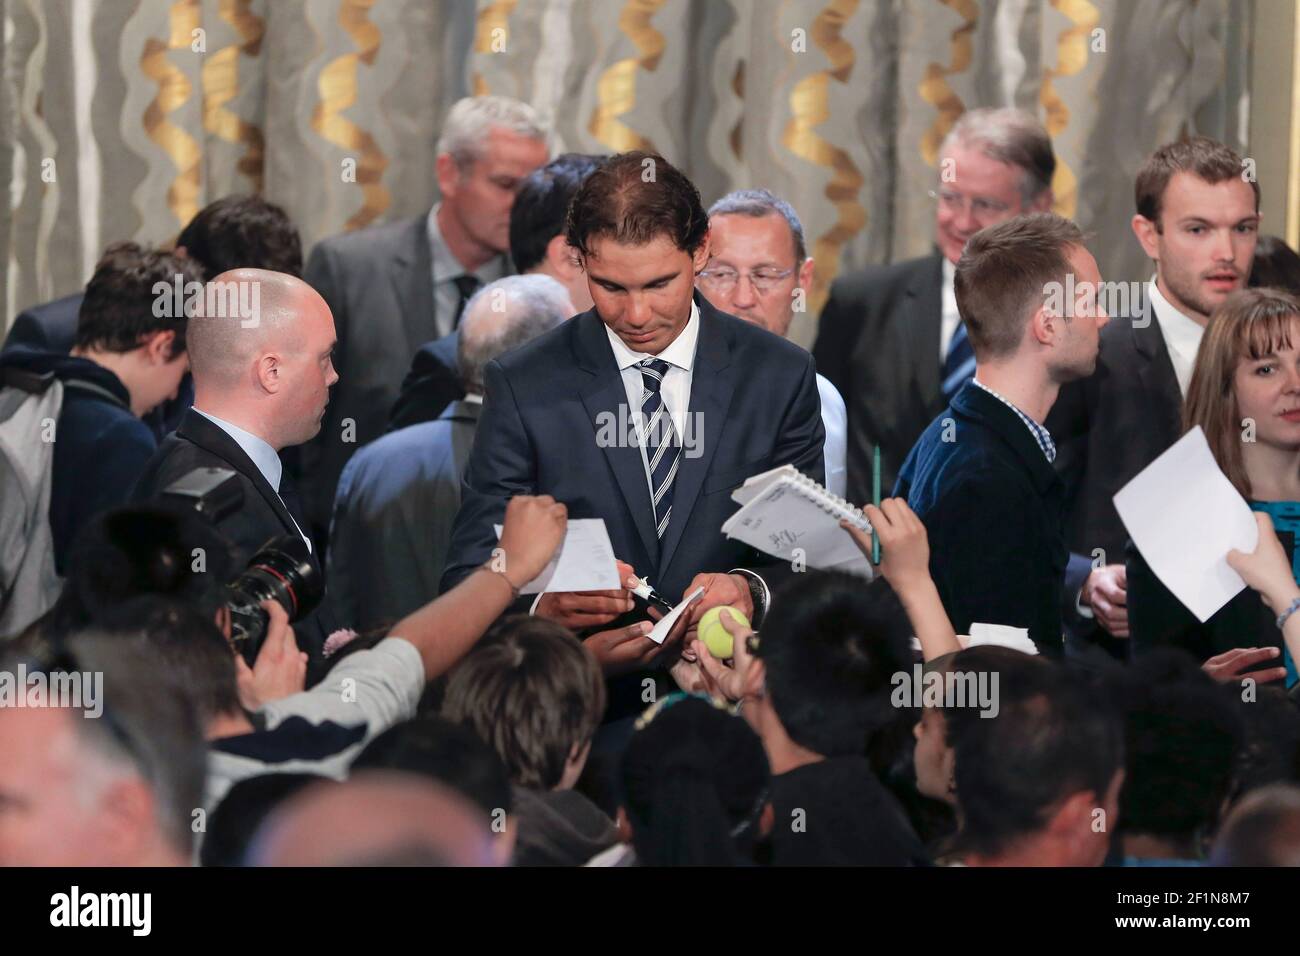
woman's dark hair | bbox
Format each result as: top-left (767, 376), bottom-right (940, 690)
top-left (176, 194), bottom-right (303, 278)
top-left (620, 694), bottom-right (769, 866)
top-left (565, 151), bottom-right (709, 258)
top-left (1249, 235), bottom-right (1300, 296)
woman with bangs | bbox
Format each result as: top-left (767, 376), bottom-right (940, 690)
top-left (1128, 287), bottom-right (1300, 689)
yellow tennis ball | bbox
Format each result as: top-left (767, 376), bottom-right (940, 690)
top-left (698, 606), bottom-right (750, 659)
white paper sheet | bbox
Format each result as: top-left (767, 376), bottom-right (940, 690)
top-left (1112, 426), bottom-right (1259, 623)
top-left (648, 586), bottom-right (706, 645)
top-left (492, 518), bottom-right (619, 595)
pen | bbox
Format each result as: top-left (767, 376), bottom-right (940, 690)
top-left (629, 577), bottom-right (676, 613)
top-left (872, 445), bottom-right (881, 564)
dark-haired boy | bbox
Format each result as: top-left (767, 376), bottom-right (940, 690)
top-left (0, 242), bottom-right (202, 572)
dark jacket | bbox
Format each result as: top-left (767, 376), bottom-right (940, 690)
top-left (387, 329), bottom-right (464, 432)
top-left (131, 408), bottom-right (336, 657)
top-left (767, 756), bottom-right (930, 866)
top-left (895, 381), bottom-right (1067, 655)
top-left (510, 786), bottom-right (620, 867)
top-left (813, 252), bottom-right (946, 502)
top-left (0, 346), bottom-right (156, 574)
top-left (2, 292), bottom-right (192, 440)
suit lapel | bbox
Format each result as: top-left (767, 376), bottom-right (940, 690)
top-left (177, 411), bottom-right (300, 540)
top-left (574, 315), bottom-right (661, 564)
top-left (1131, 293), bottom-right (1184, 436)
top-left (657, 295), bottom-right (733, 576)
top-left (391, 215), bottom-right (437, 353)
top-left (908, 253), bottom-right (945, 405)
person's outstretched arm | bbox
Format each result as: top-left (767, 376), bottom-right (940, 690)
top-left (843, 498), bottom-right (962, 661)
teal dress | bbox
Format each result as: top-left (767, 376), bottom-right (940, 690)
top-left (1249, 500), bottom-right (1300, 688)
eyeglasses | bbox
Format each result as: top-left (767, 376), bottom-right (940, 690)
top-left (929, 188), bottom-right (1013, 226)
top-left (698, 266), bottom-right (795, 295)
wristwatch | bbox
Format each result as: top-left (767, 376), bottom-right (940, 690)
top-left (729, 568), bottom-right (770, 629)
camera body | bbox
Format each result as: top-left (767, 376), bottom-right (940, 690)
top-left (162, 467), bottom-right (323, 663)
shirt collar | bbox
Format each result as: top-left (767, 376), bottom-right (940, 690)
top-left (193, 407), bottom-right (283, 491)
top-left (970, 378), bottom-right (1057, 463)
top-left (427, 203), bottom-right (510, 285)
top-left (1146, 277), bottom-right (1206, 349)
top-left (604, 300), bottom-right (701, 372)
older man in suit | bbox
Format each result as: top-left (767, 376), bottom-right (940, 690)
top-left (814, 108), bottom-right (1056, 502)
top-left (300, 96), bottom-right (550, 547)
top-left (327, 275), bottom-right (572, 632)
top-left (440, 152), bottom-right (824, 718)
top-left (1046, 137), bottom-right (1261, 655)
top-left (897, 214), bottom-right (1109, 655)
top-left (132, 270), bottom-right (339, 656)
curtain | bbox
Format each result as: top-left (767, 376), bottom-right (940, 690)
top-left (1, 0), bottom-right (1252, 348)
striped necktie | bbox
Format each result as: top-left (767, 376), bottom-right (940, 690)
top-left (941, 320), bottom-right (976, 403)
top-left (638, 358), bottom-right (681, 540)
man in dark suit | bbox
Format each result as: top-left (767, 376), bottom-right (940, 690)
top-left (388, 153), bottom-right (603, 432)
top-left (1045, 137), bottom-right (1261, 654)
top-left (440, 152), bottom-right (825, 709)
top-left (814, 108), bottom-right (1056, 502)
top-left (301, 96), bottom-right (550, 545)
top-left (132, 269), bottom-right (339, 657)
top-left (896, 214), bottom-right (1109, 655)
top-left (328, 275), bottom-right (572, 632)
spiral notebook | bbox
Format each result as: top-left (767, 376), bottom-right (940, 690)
top-left (720, 465), bottom-right (874, 577)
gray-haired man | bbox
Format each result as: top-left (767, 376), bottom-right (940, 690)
top-left (813, 107), bottom-right (1056, 502)
top-left (326, 274), bottom-right (573, 631)
top-left (301, 95), bottom-right (550, 547)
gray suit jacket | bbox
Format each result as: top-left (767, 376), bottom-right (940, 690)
top-left (300, 215), bottom-right (438, 544)
top-left (325, 399), bottom-right (480, 634)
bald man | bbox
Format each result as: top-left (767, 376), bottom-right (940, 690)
top-left (132, 269), bottom-right (340, 654)
top-left (249, 772), bottom-right (504, 866)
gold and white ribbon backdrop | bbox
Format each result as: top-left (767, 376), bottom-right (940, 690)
top-left (1, 0), bottom-right (1256, 347)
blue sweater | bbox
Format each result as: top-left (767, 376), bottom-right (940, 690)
top-left (895, 381), bottom-right (1067, 655)
top-left (0, 347), bottom-right (156, 573)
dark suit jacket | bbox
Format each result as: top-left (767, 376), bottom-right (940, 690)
top-left (895, 382), bottom-right (1068, 655)
top-left (328, 400), bottom-right (480, 633)
top-left (1045, 292), bottom-right (1183, 570)
top-left (440, 292), bottom-right (826, 604)
top-left (300, 215), bottom-right (441, 544)
top-left (2, 291), bottom-right (192, 440)
top-left (3, 293), bottom-right (82, 353)
top-left (131, 409), bottom-right (335, 657)
top-left (387, 329), bottom-right (465, 431)
top-left (813, 253), bottom-right (946, 504)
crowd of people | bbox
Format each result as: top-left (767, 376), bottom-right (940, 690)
top-left (4, 94), bottom-right (1300, 867)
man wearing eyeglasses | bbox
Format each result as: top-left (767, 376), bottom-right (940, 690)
top-left (699, 189), bottom-right (847, 496)
top-left (813, 108), bottom-right (1056, 502)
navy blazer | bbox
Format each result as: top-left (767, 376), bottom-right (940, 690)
top-left (387, 329), bottom-right (464, 432)
top-left (439, 293), bottom-right (826, 606)
top-left (895, 382), bottom-right (1067, 655)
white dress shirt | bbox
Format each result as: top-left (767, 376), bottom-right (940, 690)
top-left (938, 257), bottom-right (961, 362)
top-left (192, 407), bottom-right (312, 553)
top-left (817, 373), bottom-right (847, 497)
top-left (1147, 278), bottom-right (1206, 397)
top-left (604, 301), bottom-right (701, 503)
top-left (426, 204), bottom-right (509, 340)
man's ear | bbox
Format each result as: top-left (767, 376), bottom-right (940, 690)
top-left (1131, 213), bottom-right (1161, 261)
top-left (1030, 303), bottom-right (1056, 347)
top-left (546, 235), bottom-right (580, 278)
top-left (99, 777), bottom-right (156, 864)
top-left (1028, 189), bottom-right (1055, 214)
top-left (797, 257), bottom-right (815, 292)
top-left (435, 152), bottom-right (461, 200)
top-left (691, 233), bottom-right (712, 274)
top-left (142, 329), bottom-right (177, 365)
top-left (256, 352), bottom-right (282, 393)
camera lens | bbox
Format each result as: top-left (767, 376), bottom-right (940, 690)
top-left (225, 534), bottom-right (323, 662)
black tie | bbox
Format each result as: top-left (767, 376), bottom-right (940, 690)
top-left (452, 275), bottom-right (481, 329)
